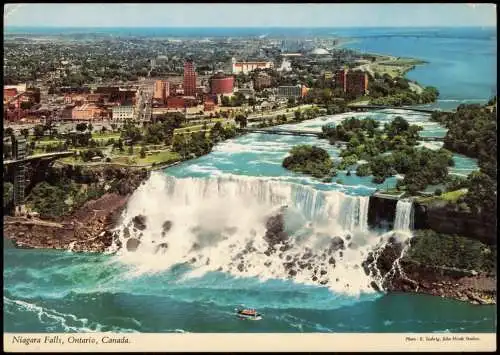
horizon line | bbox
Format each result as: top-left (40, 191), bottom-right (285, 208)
top-left (4, 25), bottom-right (497, 29)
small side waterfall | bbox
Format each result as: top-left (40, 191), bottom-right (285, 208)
top-left (394, 199), bottom-right (414, 233)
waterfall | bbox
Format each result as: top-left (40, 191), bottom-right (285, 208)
top-left (112, 172), bottom-right (387, 295)
top-left (394, 199), bottom-right (414, 233)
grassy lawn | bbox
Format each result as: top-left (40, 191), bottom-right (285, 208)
top-left (440, 189), bottom-right (468, 202)
top-left (110, 156), bottom-right (139, 165)
top-left (136, 150), bottom-right (181, 164)
top-left (364, 57), bottom-right (427, 79)
top-left (59, 156), bottom-right (80, 164)
top-left (174, 124), bottom-right (206, 133)
top-left (93, 136), bottom-right (120, 142)
top-left (31, 139), bottom-right (64, 146)
top-left (174, 122), bottom-right (235, 135)
top-left (415, 189), bottom-right (467, 203)
top-left (92, 132), bottom-right (121, 139)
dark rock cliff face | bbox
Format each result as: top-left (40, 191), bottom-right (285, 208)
top-left (362, 236), bottom-right (496, 305)
top-left (367, 196), bottom-right (398, 230)
top-left (413, 201), bottom-right (497, 246)
top-left (368, 196), bottom-right (496, 246)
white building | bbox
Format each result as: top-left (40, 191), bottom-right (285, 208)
top-left (4, 83), bottom-right (27, 94)
top-left (231, 57), bottom-right (273, 74)
top-left (277, 58), bottom-right (292, 72)
top-left (112, 105), bottom-right (135, 121)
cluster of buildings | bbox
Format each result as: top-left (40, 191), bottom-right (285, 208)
top-left (3, 84), bottom-right (42, 121)
top-left (152, 58), bottom-right (265, 113)
top-left (64, 86), bottom-right (139, 121)
top-left (152, 59), bottom-right (211, 111)
top-left (3, 51), bottom-right (371, 125)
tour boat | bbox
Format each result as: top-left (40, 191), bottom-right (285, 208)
top-left (235, 308), bottom-right (262, 320)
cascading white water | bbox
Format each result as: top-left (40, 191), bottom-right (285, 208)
top-left (112, 172), bottom-right (392, 295)
top-left (393, 199), bottom-right (414, 233)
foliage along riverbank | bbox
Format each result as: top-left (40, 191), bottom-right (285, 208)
top-left (429, 100), bottom-right (497, 222)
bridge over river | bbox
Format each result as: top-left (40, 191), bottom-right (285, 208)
top-left (3, 151), bottom-right (74, 166)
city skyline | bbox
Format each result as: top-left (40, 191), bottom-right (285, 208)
top-left (4, 3), bottom-right (497, 28)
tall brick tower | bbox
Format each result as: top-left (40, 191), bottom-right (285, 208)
top-left (183, 60), bottom-right (197, 96)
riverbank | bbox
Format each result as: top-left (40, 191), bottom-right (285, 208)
top-left (4, 193), bottom-right (125, 253)
top-left (363, 232), bottom-right (496, 305)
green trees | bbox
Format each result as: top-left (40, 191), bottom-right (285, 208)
top-left (172, 131), bottom-right (214, 159)
top-left (434, 104), bottom-right (496, 174)
top-left (20, 128), bottom-right (29, 139)
top-left (234, 114), bottom-right (248, 129)
top-left (319, 116), bottom-right (452, 190)
top-left (294, 110), bottom-right (302, 122)
top-left (33, 125), bottom-right (45, 140)
top-left (368, 74), bottom-right (439, 106)
top-left (80, 148), bottom-right (104, 162)
top-left (26, 182), bottom-right (70, 218)
top-left (465, 172), bottom-right (497, 220)
top-left (431, 101), bottom-right (497, 219)
top-left (121, 120), bottom-right (143, 145)
top-left (76, 123), bottom-right (88, 132)
top-left (356, 164), bottom-right (372, 177)
top-left (405, 230), bottom-right (496, 273)
top-left (282, 145), bottom-right (335, 179)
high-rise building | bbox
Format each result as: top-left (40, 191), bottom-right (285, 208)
top-left (154, 80), bottom-right (170, 103)
top-left (183, 60), bottom-right (197, 96)
top-left (334, 69), bottom-right (368, 96)
top-left (334, 69), bottom-right (348, 92)
top-left (346, 71), bottom-right (368, 96)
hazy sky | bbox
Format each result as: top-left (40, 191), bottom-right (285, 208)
top-left (4, 3), bottom-right (497, 28)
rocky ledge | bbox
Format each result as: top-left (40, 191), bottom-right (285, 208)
top-left (363, 238), bottom-right (496, 305)
top-left (4, 193), bottom-right (127, 253)
top-left (4, 166), bottom-right (149, 253)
